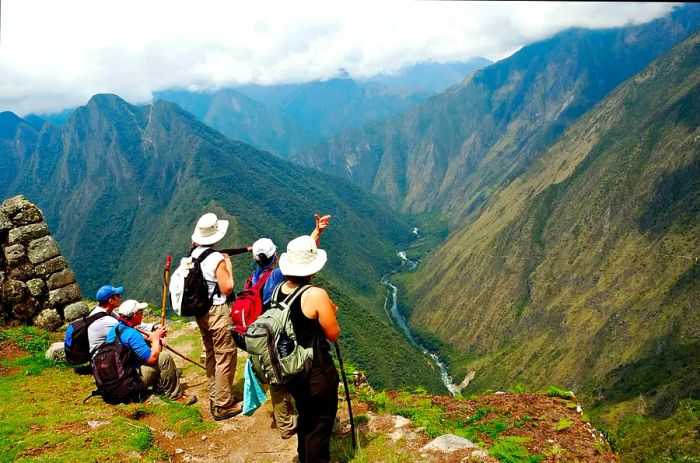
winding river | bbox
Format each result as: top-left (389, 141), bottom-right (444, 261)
top-left (382, 248), bottom-right (457, 395)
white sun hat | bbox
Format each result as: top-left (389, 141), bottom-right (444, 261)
top-left (279, 235), bottom-right (327, 277)
top-left (191, 212), bottom-right (229, 246)
top-left (118, 299), bottom-right (149, 318)
top-left (253, 238), bottom-right (277, 259)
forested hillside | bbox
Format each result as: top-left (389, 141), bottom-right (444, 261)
top-left (0, 95), bottom-right (445, 391)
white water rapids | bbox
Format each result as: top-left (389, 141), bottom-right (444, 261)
top-left (382, 248), bottom-right (458, 395)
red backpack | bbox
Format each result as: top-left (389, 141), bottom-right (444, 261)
top-left (231, 268), bottom-right (273, 336)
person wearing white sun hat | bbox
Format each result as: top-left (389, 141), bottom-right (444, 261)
top-left (190, 212), bottom-right (240, 420)
top-left (273, 234), bottom-right (340, 463)
top-left (236, 214), bottom-right (330, 440)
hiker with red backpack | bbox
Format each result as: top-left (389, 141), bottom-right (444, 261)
top-left (230, 213), bottom-right (330, 439)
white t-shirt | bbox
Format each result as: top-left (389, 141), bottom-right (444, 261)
top-left (191, 246), bottom-right (227, 306)
top-left (87, 306), bottom-right (118, 353)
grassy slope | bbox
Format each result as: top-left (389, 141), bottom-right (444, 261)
top-left (404, 31), bottom-right (700, 413)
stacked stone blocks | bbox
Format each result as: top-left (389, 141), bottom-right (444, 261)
top-left (0, 195), bottom-right (87, 330)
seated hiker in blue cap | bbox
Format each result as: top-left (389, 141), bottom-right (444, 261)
top-left (87, 284), bottom-right (164, 355)
top-left (105, 299), bottom-right (196, 405)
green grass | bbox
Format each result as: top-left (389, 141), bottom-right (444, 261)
top-left (595, 399), bottom-right (700, 463)
top-left (489, 436), bottom-right (542, 463)
top-left (0, 326), bottom-right (208, 462)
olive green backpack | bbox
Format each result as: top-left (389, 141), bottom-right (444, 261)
top-left (244, 283), bottom-right (314, 385)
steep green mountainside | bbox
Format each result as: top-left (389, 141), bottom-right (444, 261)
top-left (155, 89), bottom-right (322, 157)
top-left (0, 95), bottom-right (445, 392)
top-left (293, 5), bottom-right (700, 225)
top-left (404, 30), bottom-right (700, 417)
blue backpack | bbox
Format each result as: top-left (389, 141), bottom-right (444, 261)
top-left (64, 312), bottom-right (109, 364)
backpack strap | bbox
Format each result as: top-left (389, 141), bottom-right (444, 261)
top-left (191, 247), bottom-right (222, 298)
top-left (271, 282), bottom-right (311, 308)
top-left (85, 311), bottom-right (110, 325)
top-left (250, 267), bottom-right (273, 292)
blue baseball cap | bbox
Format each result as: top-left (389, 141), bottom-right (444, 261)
top-left (96, 285), bottom-right (124, 303)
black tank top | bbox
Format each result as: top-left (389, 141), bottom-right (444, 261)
top-left (274, 284), bottom-right (332, 363)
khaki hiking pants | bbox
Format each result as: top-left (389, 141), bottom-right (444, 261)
top-left (196, 303), bottom-right (237, 408)
top-left (270, 384), bottom-right (297, 438)
top-left (141, 351), bottom-right (183, 399)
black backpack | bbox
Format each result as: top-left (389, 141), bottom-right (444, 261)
top-left (170, 248), bottom-right (221, 317)
top-left (85, 325), bottom-right (147, 405)
top-left (64, 311), bottom-right (109, 364)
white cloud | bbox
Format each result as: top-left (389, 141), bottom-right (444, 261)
top-left (0, 1), bottom-right (680, 115)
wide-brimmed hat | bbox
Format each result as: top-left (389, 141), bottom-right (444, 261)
top-left (96, 285), bottom-right (123, 303)
top-left (118, 299), bottom-right (148, 318)
top-left (191, 213), bottom-right (229, 245)
top-left (279, 235), bottom-right (327, 277)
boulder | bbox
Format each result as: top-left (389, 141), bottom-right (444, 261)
top-left (27, 236), bottom-right (60, 264)
top-left (45, 342), bottom-right (66, 361)
top-left (12, 297), bottom-right (40, 321)
top-left (35, 256), bottom-right (68, 276)
top-left (8, 262), bottom-right (36, 281)
top-left (26, 278), bottom-right (46, 298)
top-left (2, 279), bottom-right (27, 303)
top-left (63, 301), bottom-right (89, 321)
top-left (8, 222), bottom-right (50, 245)
top-left (0, 195), bottom-right (30, 217)
top-left (3, 244), bottom-right (25, 267)
top-left (48, 284), bottom-right (82, 308)
top-left (0, 211), bottom-right (12, 233)
top-left (11, 205), bottom-right (43, 226)
top-left (47, 269), bottom-right (76, 290)
top-left (421, 434), bottom-right (478, 453)
top-left (34, 308), bottom-right (63, 331)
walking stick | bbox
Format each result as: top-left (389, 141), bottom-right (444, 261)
top-left (135, 327), bottom-right (206, 371)
top-left (334, 342), bottom-right (357, 450)
top-left (161, 256), bottom-right (171, 327)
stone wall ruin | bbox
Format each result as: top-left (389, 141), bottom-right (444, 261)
top-left (0, 195), bottom-right (87, 330)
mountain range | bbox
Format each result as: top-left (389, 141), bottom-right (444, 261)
top-left (0, 96), bottom-right (445, 392)
top-left (293, 5), bottom-right (700, 227)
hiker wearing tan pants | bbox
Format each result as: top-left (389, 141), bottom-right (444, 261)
top-left (191, 213), bottom-right (241, 421)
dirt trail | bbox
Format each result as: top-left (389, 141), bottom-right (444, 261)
top-left (160, 322), bottom-right (298, 463)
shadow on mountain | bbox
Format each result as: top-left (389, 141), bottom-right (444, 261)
top-left (596, 335), bottom-right (700, 418)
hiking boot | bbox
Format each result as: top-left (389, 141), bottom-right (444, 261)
top-left (175, 394), bottom-right (198, 406)
top-left (212, 402), bottom-right (242, 421)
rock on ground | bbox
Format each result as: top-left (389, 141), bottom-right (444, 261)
top-left (421, 434), bottom-right (478, 452)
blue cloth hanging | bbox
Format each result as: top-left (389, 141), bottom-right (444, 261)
top-left (243, 358), bottom-right (268, 416)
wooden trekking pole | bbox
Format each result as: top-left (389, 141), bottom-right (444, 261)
top-left (161, 256), bottom-right (172, 327)
top-left (135, 327), bottom-right (206, 371)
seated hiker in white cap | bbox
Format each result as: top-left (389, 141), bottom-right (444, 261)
top-left (105, 299), bottom-right (196, 405)
top-left (87, 284), bottom-right (163, 355)
top-left (190, 212), bottom-right (240, 420)
top-left (273, 235), bottom-right (340, 463)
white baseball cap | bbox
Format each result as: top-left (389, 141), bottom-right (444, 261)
top-left (118, 299), bottom-right (149, 318)
top-left (252, 238), bottom-right (277, 259)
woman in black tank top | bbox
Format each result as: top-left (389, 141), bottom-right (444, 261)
top-left (277, 235), bottom-right (340, 463)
